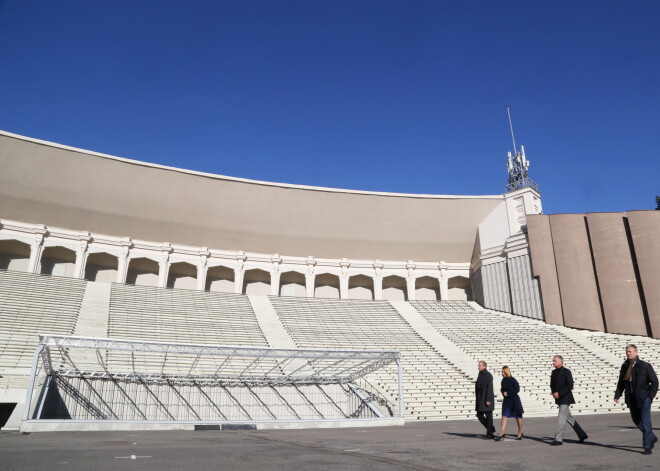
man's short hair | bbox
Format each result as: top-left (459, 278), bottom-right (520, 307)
top-left (478, 360), bottom-right (487, 367)
top-left (554, 355), bottom-right (564, 362)
top-left (626, 344), bottom-right (638, 351)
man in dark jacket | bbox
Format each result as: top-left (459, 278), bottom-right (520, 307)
top-left (549, 355), bottom-right (588, 445)
top-left (614, 344), bottom-right (659, 455)
top-left (475, 360), bottom-right (495, 439)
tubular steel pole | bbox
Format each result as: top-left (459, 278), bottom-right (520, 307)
top-left (22, 344), bottom-right (45, 421)
top-left (397, 358), bottom-right (404, 419)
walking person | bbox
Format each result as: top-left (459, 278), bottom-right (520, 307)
top-left (550, 355), bottom-right (588, 445)
top-left (475, 360), bottom-right (495, 439)
top-left (495, 366), bottom-right (524, 441)
top-left (614, 344), bottom-right (659, 455)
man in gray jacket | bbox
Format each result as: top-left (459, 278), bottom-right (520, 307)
top-left (475, 360), bottom-right (495, 439)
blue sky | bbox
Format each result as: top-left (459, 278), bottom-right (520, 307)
top-left (0, 1), bottom-right (658, 214)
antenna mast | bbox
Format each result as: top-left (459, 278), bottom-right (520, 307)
top-left (506, 106), bottom-right (517, 154)
top-left (504, 107), bottom-right (539, 193)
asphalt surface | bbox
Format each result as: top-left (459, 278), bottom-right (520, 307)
top-left (1, 412), bottom-right (659, 470)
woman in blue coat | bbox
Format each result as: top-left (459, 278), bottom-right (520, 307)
top-left (495, 366), bottom-right (524, 440)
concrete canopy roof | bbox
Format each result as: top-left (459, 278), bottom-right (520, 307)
top-left (0, 131), bottom-right (503, 262)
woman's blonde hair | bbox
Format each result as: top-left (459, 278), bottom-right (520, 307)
top-left (502, 366), bottom-right (512, 378)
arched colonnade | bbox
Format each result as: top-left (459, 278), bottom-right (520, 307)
top-left (0, 220), bottom-right (472, 301)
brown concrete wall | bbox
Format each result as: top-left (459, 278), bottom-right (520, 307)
top-left (627, 211), bottom-right (660, 338)
top-left (0, 132), bottom-right (502, 262)
top-left (526, 214), bottom-right (563, 325)
top-left (586, 213), bottom-right (647, 336)
top-left (549, 214), bottom-right (604, 331)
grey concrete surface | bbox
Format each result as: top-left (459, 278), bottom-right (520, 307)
top-left (1, 413), bottom-right (659, 470)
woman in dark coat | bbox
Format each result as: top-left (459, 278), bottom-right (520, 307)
top-left (495, 366), bottom-right (524, 440)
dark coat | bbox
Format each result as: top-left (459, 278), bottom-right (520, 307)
top-left (614, 359), bottom-right (659, 408)
top-left (550, 366), bottom-right (575, 405)
top-left (475, 369), bottom-right (495, 412)
top-left (501, 376), bottom-right (524, 416)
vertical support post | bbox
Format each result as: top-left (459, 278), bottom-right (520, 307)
top-left (340, 259), bottom-right (350, 300)
top-left (197, 249), bottom-right (210, 291)
top-left (373, 261), bottom-right (383, 300)
top-left (396, 357), bottom-right (404, 419)
top-left (439, 262), bottom-right (449, 301)
top-left (115, 240), bottom-right (132, 284)
top-left (270, 255), bottom-right (282, 296)
top-left (406, 262), bottom-right (416, 301)
top-left (305, 257), bottom-right (316, 298)
top-left (234, 252), bottom-right (247, 294)
top-left (27, 229), bottom-right (47, 274)
top-left (22, 344), bottom-right (45, 421)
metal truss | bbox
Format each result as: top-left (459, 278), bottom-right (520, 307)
top-left (36, 334), bottom-right (400, 384)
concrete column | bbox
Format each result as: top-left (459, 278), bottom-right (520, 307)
top-left (305, 257), bottom-right (316, 298)
top-left (73, 235), bottom-right (91, 279)
top-left (27, 228), bottom-right (47, 274)
top-left (115, 240), bottom-right (132, 284)
top-left (196, 249), bottom-right (210, 291)
top-left (234, 252), bottom-right (246, 294)
top-left (339, 259), bottom-right (350, 299)
top-left (270, 255), bottom-right (282, 296)
top-left (373, 261), bottom-right (383, 300)
top-left (439, 262), bottom-right (449, 301)
top-left (406, 262), bottom-right (416, 301)
top-left (157, 244), bottom-right (172, 288)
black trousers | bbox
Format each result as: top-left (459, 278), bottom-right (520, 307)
top-left (476, 411), bottom-right (495, 435)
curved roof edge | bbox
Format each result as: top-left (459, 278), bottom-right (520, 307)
top-left (0, 129), bottom-right (503, 201)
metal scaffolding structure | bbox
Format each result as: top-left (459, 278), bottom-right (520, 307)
top-left (23, 335), bottom-right (403, 426)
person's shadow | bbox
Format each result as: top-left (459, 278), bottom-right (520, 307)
top-left (443, 433), bottom-right (644, 454)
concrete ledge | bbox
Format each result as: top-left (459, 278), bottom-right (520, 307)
top-left (20, 417), bottom-right (405, 433)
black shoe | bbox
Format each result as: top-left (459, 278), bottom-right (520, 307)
top-left (494, 435), bottom-right (504, 441)
top-left (642, 449), bottom-right (652, 455)
top-left (515, 434), bottom-right (523, 441)
top-left (578, 435), bottom-right (588, 444)
top-left (550, 441), bottom-right (563, 446)
top-left (486, 434), bottom-right (495, 440)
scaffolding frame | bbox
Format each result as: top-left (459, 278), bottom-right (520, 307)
top-left (23, 335), bottom-right (404, 425)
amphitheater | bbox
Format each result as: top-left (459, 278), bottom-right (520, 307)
top-left (0, 129), bottom-right (659, 432)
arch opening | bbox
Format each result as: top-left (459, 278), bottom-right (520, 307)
top-left (40, 246), bottom-right (76, 277)
top-left (84, 252), bottom-right (118, 283)
top-left (382, 275), bottom-right (407, 301)
top-left (279, 271), bottom-right (306, 297)
top-left (206, 265), bottom-right (234, 293)
top-left (167, 262), bottom-right (197, 290)
top-left (243, 269), bottom-right (270, 295)
top-left (348, 274), bottom-right (374, 300)
top-left (0, 239), bottom-right (30, 272)
top-left (415, 276), bottom-right (440, 301)
top-left (126, 257), bottom-right (159, 287)
top-left (314, 273), bottom-right (340, 299)
top-left (448, 276), bottom-right (472, 301)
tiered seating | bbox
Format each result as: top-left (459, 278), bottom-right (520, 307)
top-left (107, 284), bottom-right (269, 375)
top-left (0, 270), bottom-right (86, 370)
top-left (109, 283), bottom-right (268, 346)
top-left (269, 296), bottom-right (476, 420)
top-left (587, 333), bottom-right (660, 371)
top-left (411, 301), bottom-right (628, 415)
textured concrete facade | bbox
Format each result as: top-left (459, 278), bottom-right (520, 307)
top-left (0, 131), bottom-right (501, 263)
top-left (627, 211), bottom-right (660, 337)
top-left (549, 214), bottom-right (604, 332)
top-left (586, 213), bottom-right (646, 336)
top-left (527, 211), bottom-right (659, 338)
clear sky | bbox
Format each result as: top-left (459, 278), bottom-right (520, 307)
top-left (0, 1), bottom-right (658, 214)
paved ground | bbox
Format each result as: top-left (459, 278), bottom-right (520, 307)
top-left (1, 413), bottom-right (659, 470)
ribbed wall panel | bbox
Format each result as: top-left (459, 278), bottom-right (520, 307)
top-left (507, 255), bottom-right (543, 320)
top-left (482, 261), bottom-right (511, 313)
